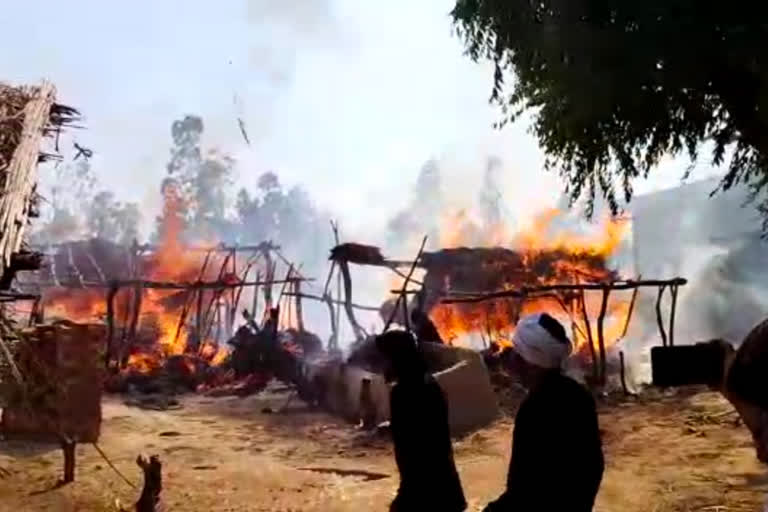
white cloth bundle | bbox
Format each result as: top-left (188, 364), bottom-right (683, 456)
top-left (512, 313), bottom-right (573, 369)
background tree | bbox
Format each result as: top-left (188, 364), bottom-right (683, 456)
top-left (451, 1), bottom-right (768, 227)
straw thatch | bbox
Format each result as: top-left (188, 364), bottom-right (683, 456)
top-left (0, 80), bottom-right (79, 287)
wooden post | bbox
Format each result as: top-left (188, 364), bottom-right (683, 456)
top-left (251, 270), bottom-right (261, 325)
top-left (294, 280), bottom-right (305, 332)
top-left (323, 293), bottom-right (338, 350)
top-left (263, 250), bottom-right (275, 313)
top-left (61, 437), bottom-right (76, 484)
top-left (619, 351), bottom-right (629, 396)
top-left (105, 282), bottom-right (119, 370)
top-left (135, 455), bottom-right (162, 512)
top-left (123, 282), bottom-right (143, 368)
top-left (195, 289), bottom-right (204, 344)
top-left (655, 285), bottom-right (668, 346)
top-left (338, 260), bottom-right (365, 341)
top-left (668, 284), bottom-right (679, 347)
top-left (596, 286), bottom-right (611, 387)
top-left (621, 278), bottom-right (641, 339)
top-left (579, 289), bottom-right (598, 382)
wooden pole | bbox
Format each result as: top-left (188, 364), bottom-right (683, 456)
top-left (596, 286), bottom-right (611, 387)
top-left (61, 437), bottom-right (76, 484)
top-left (621, 276), bottom-right (641, 339)
top-left (294, 280), bottom-right (305, 332)
top-left (668, 284), bottom-right (679, 347)
top-left (123, 282), bottom-right (143, 368)
top-left (579, 289), bottom-right (598, 382)
top-left (338, 260), bottom-right (365, 341)
top-left (384, 236), bottom-right (428, 332)
top-left (655, 285), bottom-right (668, 347)
top-left (105, 282), bottom-right (119, 370)
top-left (619, 351), bottom-right (629, 396)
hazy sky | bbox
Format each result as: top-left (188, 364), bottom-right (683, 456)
top-left (0, 0), bottom-right (720, 241)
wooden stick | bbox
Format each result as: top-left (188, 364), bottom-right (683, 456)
top-left (669, 284), bottom-right (679, 347)
top-left (655, 285), bottom-right (668, 347)
top-left (294, 280), bottom-right (305, 332)
top-left (85, 249), bottom-right (106, 283)
top-left (323, 261), bottom-right (336, 297)
top-left (596, 286), bottom-right (611, 387)
top-left (580, 289), bottom-right (598, 382)
top-left (621, 275), bottom-right (641, 339)
top-left (251, 270), bottom-right (261, 324)
top-left (283, 291), bottom-right (380, 311)
top-left (322, 292), bottom-right (338, 350)
top-left (122, 282), bottom-right (143, 367)
top-left (384, 236), bottom-right (427, 332)
top-left (135, 455), bottom-right (162, 512)
top-left (105, 283), bottom-right (119, 369)
top-left (619, 351), bottom-right (629, 396)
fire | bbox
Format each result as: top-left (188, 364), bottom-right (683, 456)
top-left (41, 181), bottom-right (232, 374)
top-left (424, 208), bottom-right (633, 359)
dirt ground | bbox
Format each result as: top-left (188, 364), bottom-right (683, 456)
top-left (0, 386), bottom-right (766, 512)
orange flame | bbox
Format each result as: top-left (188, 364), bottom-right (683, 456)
top-left (42, 182), bottom-right (231, 373)
top-left (425, 208), bottom-right (632, 358)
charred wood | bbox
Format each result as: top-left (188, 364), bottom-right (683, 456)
top-left (135, 455), bottom-right (162, 512)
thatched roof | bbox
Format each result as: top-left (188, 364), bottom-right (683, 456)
top-left (0, 81), bottom-right (79, 287)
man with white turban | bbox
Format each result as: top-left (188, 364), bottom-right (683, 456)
top-left (483, 313), bottom-right (604, 512)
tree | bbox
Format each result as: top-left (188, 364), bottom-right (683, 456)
top-left (451, 1), bottom-right (768, 227)
top-left (87, 191), bottom-right (140, 246)
top-left (153, 115), bottom-right (235, 243)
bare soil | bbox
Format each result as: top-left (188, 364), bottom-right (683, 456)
top-left (0, 386), bottom-right (766, 512)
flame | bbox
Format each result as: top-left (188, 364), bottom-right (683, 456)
top-left (425, 208), bottom-right (633, 359)
top-left (42, 183), bottom-right (231, 374)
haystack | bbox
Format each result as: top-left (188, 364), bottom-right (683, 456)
top-left (0, 80), bottom-right (79, 288)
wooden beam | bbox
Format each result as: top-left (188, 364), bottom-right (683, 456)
top-left (440, 278), bottom-right (687, 304)
top-left (282, 291), bottom-right (380, 312)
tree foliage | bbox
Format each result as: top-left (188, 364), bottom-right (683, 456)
top-left (451, 0), bottom-right (768, 227)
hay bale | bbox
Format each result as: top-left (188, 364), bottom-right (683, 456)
top-left (1, 320), bottom-right (105, 442)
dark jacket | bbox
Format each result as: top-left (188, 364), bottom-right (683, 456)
top-left (389, 374), bottom-right (466, 512)
top-left (485, 372), bottom-right (604, 512)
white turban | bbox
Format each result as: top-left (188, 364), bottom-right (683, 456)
top-left (512, 313), bottom-right (573, 369)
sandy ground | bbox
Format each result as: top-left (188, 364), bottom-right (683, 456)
top-left (0, 386), bottom-right (766, 512)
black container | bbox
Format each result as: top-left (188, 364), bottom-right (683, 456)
top-left (650, 344), bottom-right (725, 388)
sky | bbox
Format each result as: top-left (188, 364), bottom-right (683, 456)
top-left (0, 0), bottom-right (722, 243)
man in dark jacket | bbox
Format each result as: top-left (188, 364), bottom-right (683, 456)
top-left (484, 313), bottom-right (604, 512)
top-left (376, 330), bottom-right (466, 512)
